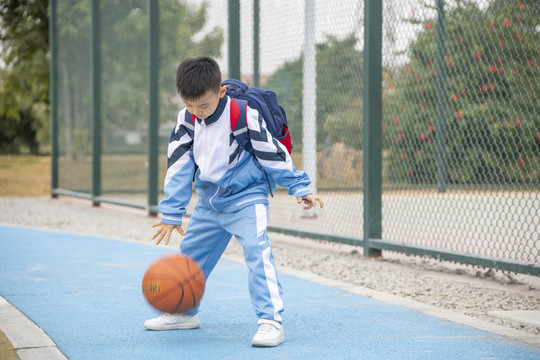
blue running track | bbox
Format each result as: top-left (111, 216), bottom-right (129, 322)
top-left (0, 226), bottom-right (538, 360)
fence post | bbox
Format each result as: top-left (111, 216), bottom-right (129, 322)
top-left (363, 0), bottom-right (383, 257)
top-left (303, 0), bottom-right (317, 201)
top-left (147, 0), bottom-right (159, 216)
top-left (435, 0), bottom-right (448, 192)
top-left (49, 0), bottom-right (58, 197)
top-left (91, 0), bottom-right (102, 207)
top-left (253, 0), bottom-right (260, 87)
top-left (228, 0), bottom-right (241, 79)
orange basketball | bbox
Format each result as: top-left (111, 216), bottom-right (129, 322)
top-left (142, 254), bottom-right (205, 314)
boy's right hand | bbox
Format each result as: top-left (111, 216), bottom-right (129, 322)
top-left (151, 222), bottom-right (185, 246)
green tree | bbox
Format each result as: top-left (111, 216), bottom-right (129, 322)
top-left (265, 34), bottom-right (363, 151)
top-left (0, 0), bottom-right (49, 154)
top-left (55, 0), bottom-right (223, 158)
top-left (384, 0), bottom-right (539, 185)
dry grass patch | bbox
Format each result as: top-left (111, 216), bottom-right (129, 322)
top-left (0, 155), bottom-right (50, 196)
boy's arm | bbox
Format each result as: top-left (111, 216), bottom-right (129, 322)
top-left (158, 110), bottom-right (196, 227)
top-left (245, 107), bottom-right (322, 206)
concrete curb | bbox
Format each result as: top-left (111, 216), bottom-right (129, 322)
top-left (0, 297), bottom-right (67, 360)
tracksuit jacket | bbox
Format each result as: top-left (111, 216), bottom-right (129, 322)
top-left (158, 95), bottom-right (313, 321)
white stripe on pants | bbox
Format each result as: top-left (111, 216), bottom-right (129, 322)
top-left (179, 202), bottom-right (284, 321)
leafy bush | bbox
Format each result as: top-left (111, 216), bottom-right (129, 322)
top-left (384, 0), bottom-right (539, 186)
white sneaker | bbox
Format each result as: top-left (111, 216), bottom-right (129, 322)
top-left (144, 313), bottom-right (200, 331)
top-left (251, 319), bottom-right (285, 347)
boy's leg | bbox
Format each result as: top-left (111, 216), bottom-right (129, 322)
top-left (222, 203), bottom-right (284, 322)
top-left (179, 202), bottom-right (233, 315)
top-left (145, 202), bottom-right (231, 330)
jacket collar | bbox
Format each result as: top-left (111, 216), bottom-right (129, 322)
top-left (197, 96), bottom-right (228, 126)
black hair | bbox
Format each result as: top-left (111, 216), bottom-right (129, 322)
top-left (176, 56), bottom-right (222, 100)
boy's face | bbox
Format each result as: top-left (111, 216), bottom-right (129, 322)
top-left (183, 86), bottom-right (227, 120)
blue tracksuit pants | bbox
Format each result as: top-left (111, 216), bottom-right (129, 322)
top-left (180, 201), bottom-right (284, 322)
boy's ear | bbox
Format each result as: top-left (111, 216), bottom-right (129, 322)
top-left (219, 85), bottom-right (227, 98)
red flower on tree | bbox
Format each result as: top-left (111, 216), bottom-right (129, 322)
top-left (474, 51), bottom-right (482, 60)
top-left (456, 111), bottom-right (464, 119)
top-left (503, 18), bottom-right (511, 27)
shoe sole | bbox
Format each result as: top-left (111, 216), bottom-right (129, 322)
top-left (144, 323), bottom-right (200, 331)
top-left (251, 336), bottom-right (285, 347)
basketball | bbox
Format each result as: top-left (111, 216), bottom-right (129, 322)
top-left (142, 254), bottom-right (205, 314)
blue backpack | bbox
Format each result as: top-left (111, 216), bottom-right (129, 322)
top-left (184, 79), bottom-right (292, 196)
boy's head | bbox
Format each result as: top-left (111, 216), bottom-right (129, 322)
top-left (176, 56), bottom-right (226, 120)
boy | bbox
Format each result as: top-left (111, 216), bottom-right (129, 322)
top-left (145, 56), bottom-right (323, 347)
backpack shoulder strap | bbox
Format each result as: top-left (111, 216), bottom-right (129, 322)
top-left (229, 98), bottom-right (275, 197)
top-left (229, 98), bottom-right (252, 152)
top-left (183, 109), bottom-right (196, 138)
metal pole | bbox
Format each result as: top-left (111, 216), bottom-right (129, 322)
top-left (435, 0), bottom-right (447, 192)
top-left (147, 0), bottom-right (159, 216)
top-left (228, 0), bottom-right (241, 79)
top-left (49, 0), bottom-right (58, 197)
top-left (253, 0), bottom-right (260, 87)
top-left (303, 0), bottom-right (317, 203)
top-left (363, 0), bottom-right (383, 257)
top-left (91, 0), bottom-right (102, 207)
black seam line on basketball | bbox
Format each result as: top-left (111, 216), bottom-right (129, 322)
top-left (147, 284), bottom-right (182, 302)
top-left (167, 257), bottom-right (190, 280)
top-left (185, 281), bottom-right (197, 309)
top-left (185, 260), bottom-right (204, 282)
top-left (174, 287), bottom-right (185, 313)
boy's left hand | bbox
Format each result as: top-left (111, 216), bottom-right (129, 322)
top-left (297, 194), bottom-right (324, 210)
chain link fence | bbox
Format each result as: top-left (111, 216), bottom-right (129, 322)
top-left (51, 0), bottom-right (539, 274)
top-left (381, 0), bottom-right (539, 266)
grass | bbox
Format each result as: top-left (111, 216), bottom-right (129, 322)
top-left (0, 155), bottom-right (50, 196)
top-left (0, 152), bottom-right (362, 198)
